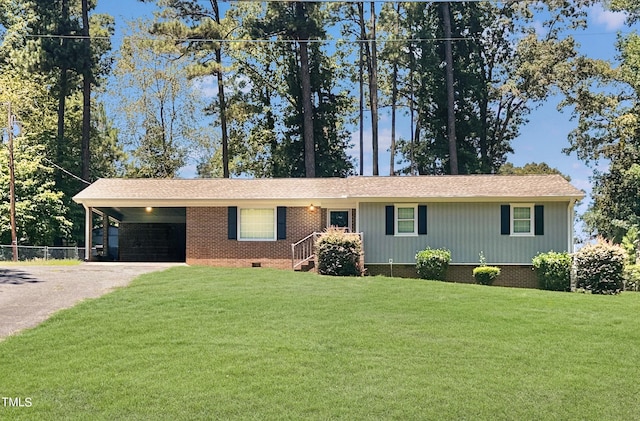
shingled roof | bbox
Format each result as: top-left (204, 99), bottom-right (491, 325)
top-left (345, 175), bottom-right (583, 199)
top-left (73, 175), bottom-right (583, 206)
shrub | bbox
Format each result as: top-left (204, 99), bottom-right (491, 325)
top-left (624, 264), bottom-right (640, 291)
top-left (316, 229), bottom-right (363, 276)
top-left (621, 226), bottom-right (639, 265)
top-left (574, 239), bottom-right (626, 295)
top-left (472, 266), bottom-right (501, 286)
top-left (415, 247), bottom-right (451, 280)
top-left (532, 251), bottom-right (572, 291)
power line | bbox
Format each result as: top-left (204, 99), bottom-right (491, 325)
top-left (43, 158), bottom-right (91, 185)
top-left (25, 33), bottom-right (473, 42)
top-left (23, 31), bottom-right (631, 43)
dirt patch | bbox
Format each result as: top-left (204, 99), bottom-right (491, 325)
top-left (0, 262), bottom-right (182, 340)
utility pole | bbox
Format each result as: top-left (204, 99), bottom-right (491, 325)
top-left (5, 102), bottom-right (17, 261)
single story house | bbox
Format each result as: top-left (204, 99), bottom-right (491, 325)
top-left (73, 175), bottom-right (584, 288)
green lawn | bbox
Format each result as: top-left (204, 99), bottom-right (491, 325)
top-left (0, 258), bottom-right (81, 266)
top-left (2, 267), bottom-right (640, 420)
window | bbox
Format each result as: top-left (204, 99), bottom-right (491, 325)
top-left (501, 204), bottom-right (543, 236)
top-left (329, 210), bottom-right (350, 230)
top-left (395, 204), bottom-right (417, 236)
top-left (239, 208), bottom-right (275, 240)
top-left (511, 204), bottom-right (534, 236)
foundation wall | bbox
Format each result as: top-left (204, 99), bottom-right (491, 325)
top-left (365, 264), bottom-right (538, 289)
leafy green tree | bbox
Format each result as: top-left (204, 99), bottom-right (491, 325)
top-left (560, 9), bottom-right (640, 241)
top-left (1, 1), bottom-right (119, 244)
top-left (227, 1), bottom-right (354, 178)
top-left (111, 20), bottom-right (202, 178)
top-left (143, 0), bottom-right (233, 178)
top-left (582, 155), bottom-right (640, 241)
top-left (498, 162), bottom-right (571, 180)
top-left (244, 1), bottom-right (322, 177)
top-left (0, 138), bottom-right (72, 245)
top-left (611, 0), bottom-right (640, 19)
top-left (385, 1), bottom-right (591, 175)
top-left (0, 72), bottom-right (72, 245)
top-left (621, 225), bottom-right (639, 265)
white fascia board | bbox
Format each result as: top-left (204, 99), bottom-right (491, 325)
top-left (351, 196), bottom-right (583, 203)
top-left (73, 198), bottom-right (342, 208)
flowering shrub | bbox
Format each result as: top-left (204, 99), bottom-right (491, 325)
top-left (574, 239), bottom-right (626, 295)
top-left (316, 229), bottom-right (363, 276)
top-left (472, 266), bottom-right (501, 286)
top-left (532, 251), bottom-right (572, 291)
top-left (415, 247), bottom-right (451, 280)
top-left (624, 264), bottom-right (640, 291)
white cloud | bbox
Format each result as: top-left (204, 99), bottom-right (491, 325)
top-left (191, 76), bottom-right (218, 98)
top-left (590, 4), bottom-right (627, 31)
top-left (191, 74), bottom-right (253, 98)
top-left (572, 178), bottom-right (592, 195)
top-left (532, 21), bottom-right (548, 38)
top-left (178, 163), bottom-right (198, 179)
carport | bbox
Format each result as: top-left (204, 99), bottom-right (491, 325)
top-left (73, 180), bottom-right (187, 262)
top-left (87, 207), bottom-right (186, 262)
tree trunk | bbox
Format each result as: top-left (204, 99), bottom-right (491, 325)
top-left (56, 68), bottom-right (67, 188)
top-left (299, 40), bottom-right (315, 178)
top-left (215, 48), bottom-right (229, 178)
top-left (368, 1), bottom-right (379, 176)
top-left (413, 119), bottom-right (421, 174)
top-left (212, 0), bottom-right (230, 178)
top-left (296, 2), bottom-right (315, 178)
top-left (441, 1), bottom-right (458, 175)
top-left (389, 3), bottom-right (400, 176)
top-left (81, 0), bottom-right (91, 182)
top-left (358, 2), bottom-right (366, 176)
top-left (408, 28), bottom-right (417, 176)
top-left (390, 59), bottom-right (397, 176)
top-left (55, 0), bottom-right (70, 189)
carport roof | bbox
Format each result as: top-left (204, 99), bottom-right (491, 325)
top-left (73, 175), bottom-right (584, 206)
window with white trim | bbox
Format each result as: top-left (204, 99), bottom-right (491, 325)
top-left (511, 204), bottom-right (534, 236)
top-left (239, 208), bottom-right (275, 240)
top-left (396, 204), bottom-right (417, 236)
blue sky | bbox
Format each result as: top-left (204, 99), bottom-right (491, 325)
top-left (96, 1), bottom-right (634, 227)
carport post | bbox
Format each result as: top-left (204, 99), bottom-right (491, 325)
top-left (84, 205), bottom-right (93, 261)
top-left (102, 213), bottom-right (109, 260)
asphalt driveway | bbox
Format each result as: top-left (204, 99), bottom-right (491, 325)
top-left (0, 262), bottom-right (182, 340)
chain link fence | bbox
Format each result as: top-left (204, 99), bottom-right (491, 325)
top-left (0, 245), bottom-right (88, 262)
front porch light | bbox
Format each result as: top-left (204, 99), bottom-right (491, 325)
top-left (308, 204), bottom-right (315, 212)
top-left (145, 207), bottom-right (153, 213)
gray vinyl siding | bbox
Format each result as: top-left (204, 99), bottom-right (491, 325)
top-left (360, 202), bottom-right (569, 265)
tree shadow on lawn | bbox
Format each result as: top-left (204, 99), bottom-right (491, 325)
top-left (0, 269), bottom-right (42, 285)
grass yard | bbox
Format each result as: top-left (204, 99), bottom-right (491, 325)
top-left (1, 267), bottom-right (640, 420)
top-left (0, 259), bottom-right (81, 266)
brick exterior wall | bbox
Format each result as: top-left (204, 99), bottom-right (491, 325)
top-left (186, 206), bottom-right (323, 269)
top-left (365, 264), bottom-right (538, 289)
top-left (185, 205), bottom-right (539, 288)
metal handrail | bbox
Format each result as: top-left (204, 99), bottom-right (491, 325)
top-left (291, 232), bottom-right (320, 269)
top-left (291, 231), bottom-right (364, 270)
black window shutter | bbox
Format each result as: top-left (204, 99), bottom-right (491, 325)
top-left (228, 206), bottom-right (237, 240)
top-left (418, 205), bottom-right (427, 235)
top-left (385, 206), bottom-right (394, 235)
top-left (534, 205), bottom-right (544, 236)
top-left (500, 205), bottom-right (510, 235)
top-left (277, 206), bottom-right (287, 240)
